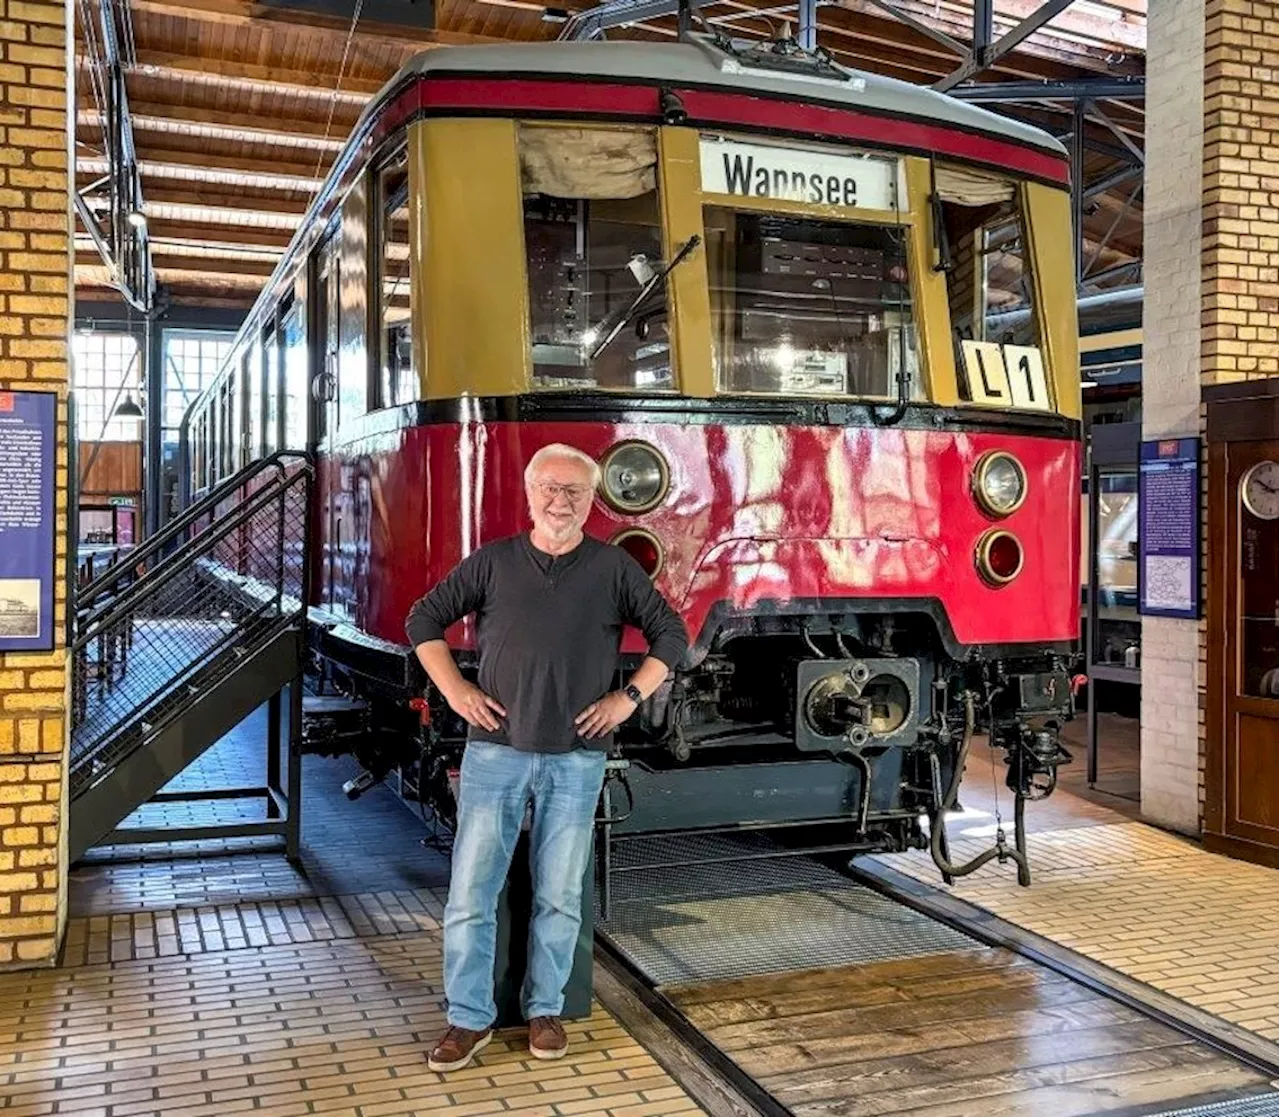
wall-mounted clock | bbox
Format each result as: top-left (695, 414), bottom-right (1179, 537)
top-left (1241, 459), bottom-right (1279, 521)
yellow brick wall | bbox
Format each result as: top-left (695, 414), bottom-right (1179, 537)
top-left (1202, 0), bottom-right (1280, 385)
top-left (1197, 0), bottom-right (1279, 823)
top-left (0, 0), bottom-right (69, 968)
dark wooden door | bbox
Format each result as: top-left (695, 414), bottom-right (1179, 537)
top-left (1206, 429), bottom-right (1279, 866)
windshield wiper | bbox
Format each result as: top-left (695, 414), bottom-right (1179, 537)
top-left (585, 234), bottom-right (701, 361)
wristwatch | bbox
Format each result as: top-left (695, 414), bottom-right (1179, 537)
top-left (622, 683), bottom-right (643, 704)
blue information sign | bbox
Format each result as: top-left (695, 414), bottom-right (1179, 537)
top-left (0, 390), bottom-right (57, 651)
top-left (1138, 437), bottom-right (1201, 619)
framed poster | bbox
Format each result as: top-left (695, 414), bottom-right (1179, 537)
top-left (1138, 437), bottom-right (1201, 619)
top-left (0, 390), bottom-right (57, 651)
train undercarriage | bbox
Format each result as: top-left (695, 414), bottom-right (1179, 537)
top-left (302, 605), bottom-right (1077, 889)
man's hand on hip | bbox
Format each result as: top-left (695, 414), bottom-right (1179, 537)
top-left (574, 692), bottom-right (637, 740)
top-left (444, 681), bottom-right (507, 732)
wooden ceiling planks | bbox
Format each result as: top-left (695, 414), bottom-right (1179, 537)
top-left (73, 0), bottom-right (1145, 307)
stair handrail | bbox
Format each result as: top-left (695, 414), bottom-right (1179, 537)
top-left (74, 461), bottom-right (311, 642)
top-left (77, 449), bottom-right (310, 607)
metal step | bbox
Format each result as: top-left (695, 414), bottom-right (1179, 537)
top-left (69, 627), bottom-right (301, 863)
top-left (1147, 1097), bottom-right (1279, 1117)
top-left (598, 831), bottom-right (974, 987)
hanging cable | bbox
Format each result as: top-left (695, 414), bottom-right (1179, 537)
top-left (312, 0), bottom-right (367, 185)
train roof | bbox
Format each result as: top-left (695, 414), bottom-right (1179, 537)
top-left (380, 36), bottom-right (1067, 159)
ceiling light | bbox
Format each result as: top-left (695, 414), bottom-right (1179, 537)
top-left (113, 393), bottom-right (144, 419)
top-left (126, 210), bottom-right (147, 229)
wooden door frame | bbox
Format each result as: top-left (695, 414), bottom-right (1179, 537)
top-left (1203, 377), bottom-right (1278, 867)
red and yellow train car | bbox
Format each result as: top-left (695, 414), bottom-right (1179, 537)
top-left (185, 31), bottom-right (1081, 881)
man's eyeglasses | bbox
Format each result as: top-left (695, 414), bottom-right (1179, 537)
top-left (534, 481), bottom-right (593, 504)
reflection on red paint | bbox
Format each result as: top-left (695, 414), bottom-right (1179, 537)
top-left (315, 419), bottom-right (1081, 655)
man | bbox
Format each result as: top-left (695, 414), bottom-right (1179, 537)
top-left (405, 442), bottom-right (688, 1073)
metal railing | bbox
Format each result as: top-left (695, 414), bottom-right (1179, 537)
top-left (70, 451), bottom-right (312, 796)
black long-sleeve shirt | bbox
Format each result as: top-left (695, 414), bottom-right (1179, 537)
top-left (405, 533), bottom-right (689, 753)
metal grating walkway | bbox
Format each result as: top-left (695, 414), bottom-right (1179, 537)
top-left (1147, 1096), bottom-right (1279, 1117)
top-left (598, 832), bottom-right (975, 987)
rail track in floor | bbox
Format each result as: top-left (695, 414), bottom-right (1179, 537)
top-left (590, 829), bottom-right (1279, 1117)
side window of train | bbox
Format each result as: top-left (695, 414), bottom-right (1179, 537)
top-left (262, 326), bottom-right (280, 456)
top-left (934, 164), bottom-right (1051, 411)
top-left (281, 296), bottom-right (307, 449)
top-left (519, 124), bottom-right (671, 392)
top-left (375, 148), bottom-right (414, 407)
top-left (315, 233), bottom-right (341, 444)
top-left (242, 348), bottom-right (257, 469)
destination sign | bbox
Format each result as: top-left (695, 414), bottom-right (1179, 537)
top-left (699, 137), bottom-right (899, 210)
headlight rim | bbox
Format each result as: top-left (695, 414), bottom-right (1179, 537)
top-left (975, 528), bottom-right (1024, 587)
top-left (609, 526), bottom-right (665, 581)
top-left (598, 439), bottom-right (671, 515)
top-left (971, 450), bottom-right (1028, 518)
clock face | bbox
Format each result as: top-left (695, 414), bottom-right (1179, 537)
top-left (1241, 460), bottom-right (1279, 521)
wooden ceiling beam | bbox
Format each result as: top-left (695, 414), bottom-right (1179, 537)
top-left (86, 184), bottom-right (312, 216)
top-left (76, 249), bottom-right (278, 278)
top-left (127, 48), bottom-right (385, 97)
top-left (92, 100), bottom-right (355, 144)
top-left (129, 0), bottom-right (513, 47)
top-left (141, 220), bottom-right (295, 251)
top-left (83, 142), bottom-right (329, 186)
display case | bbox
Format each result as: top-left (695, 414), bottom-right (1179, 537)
top-left (1082, 420), bottom-right (1141, 786)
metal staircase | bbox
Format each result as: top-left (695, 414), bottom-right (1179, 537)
top-left (69, 451), bottom-right (313, 863)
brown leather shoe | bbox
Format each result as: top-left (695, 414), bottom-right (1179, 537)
top-left (528, 1015), bottom-right (568, 1060)
top-left (427, 1025), bottom-right (493, 1072)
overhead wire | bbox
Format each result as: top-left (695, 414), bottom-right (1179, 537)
top-left (312, 0), bottom-right (368, 185)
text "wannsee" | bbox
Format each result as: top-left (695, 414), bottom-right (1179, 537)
top-left (699, 139), bottom-right (897, 210)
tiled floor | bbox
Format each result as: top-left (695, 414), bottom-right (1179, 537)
top-left (0, 932), bottom-right (702, 1117)
top-left (1, 708), bottom-right (706, 1117)
top-left (873, 742), bottom-right (1280, 1045)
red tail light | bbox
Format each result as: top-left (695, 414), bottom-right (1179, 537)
top-left (976, 530), bottom-right (1023, 586)
top-left (612, 528), bottom-right (664, 579)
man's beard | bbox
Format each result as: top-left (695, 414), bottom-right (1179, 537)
top-left (537, 514), bottom-right (580, 541)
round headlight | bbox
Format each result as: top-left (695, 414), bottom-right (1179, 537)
top-left (611, 528), bottom-right (664, 579)
top-left (972, 451), bottom-right (1027, 518)
top-left (976, 529), bottom-right (1024, 586)
top-left (600, 441), bottom-right (669, 514)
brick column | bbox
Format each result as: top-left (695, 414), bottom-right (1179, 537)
top-left (1140, 0), bottom-right (1207, 834)
top-left (0, 0), bottom-right (70, 967)
top-left (1142, 0), bottom-right (1278, 835)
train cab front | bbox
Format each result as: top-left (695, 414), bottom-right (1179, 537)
top-left (297, 72), bottom-right (1084, 887)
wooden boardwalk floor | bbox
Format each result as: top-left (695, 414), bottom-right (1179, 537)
top-left (667, 950), bottom-right (1274, 1117)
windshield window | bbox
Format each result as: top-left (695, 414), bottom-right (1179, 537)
top-left (705, 208), bottom-right (919, 398)
top-left (520, 125), bottom-right (672, 392)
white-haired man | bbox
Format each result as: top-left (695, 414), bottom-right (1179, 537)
top-left (406, 443), bottom-right (688, 1072)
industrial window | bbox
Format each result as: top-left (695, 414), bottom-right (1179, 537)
top-left (162, 330), bottom-right (235, 437)
top-left (72, 332), bottom-right (142, 442)
top-left (705, 208), bottom-right (919, 399)
top-left (376, 148), bottom-right (414, 407)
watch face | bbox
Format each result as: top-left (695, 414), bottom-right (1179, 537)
top-left (1241, 460), bottom-right (1279, 521)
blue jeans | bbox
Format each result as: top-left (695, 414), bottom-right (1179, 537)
top-left (443, 741), bottom-right (606, 1031)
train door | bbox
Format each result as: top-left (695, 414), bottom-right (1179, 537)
top-left (312, 232), bottom-right (342, 608)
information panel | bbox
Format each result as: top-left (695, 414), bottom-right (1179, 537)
top-left (1138, 437), bottom-right (1200, 620)
top-left (0, 390), bottom-right (57, 651)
